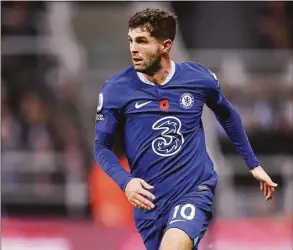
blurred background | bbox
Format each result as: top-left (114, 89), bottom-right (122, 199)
top-left (1, 1), bottom-right (292, 250)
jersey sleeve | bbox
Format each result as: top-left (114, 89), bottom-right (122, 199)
top-left (95, 88), bottom-right (119, 134)
top-left (205, 72), bottom-right (260, 170)
top-left (94, 84), bottom-right (133, 190)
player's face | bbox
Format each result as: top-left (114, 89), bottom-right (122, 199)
top-left (128, 27), bottom-right (168, 75)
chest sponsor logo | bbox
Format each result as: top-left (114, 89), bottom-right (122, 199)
top-left (152, 116), bottom-right (184, 157)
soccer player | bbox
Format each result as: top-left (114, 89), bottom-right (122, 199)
top-left (94, 8), bottom-right (277, 250)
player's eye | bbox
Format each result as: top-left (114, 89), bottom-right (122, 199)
top-left (136, 38), bottom-right (148, 44)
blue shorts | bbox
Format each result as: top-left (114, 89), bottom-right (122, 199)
top-left (135, 193), bottom-right (213, 250)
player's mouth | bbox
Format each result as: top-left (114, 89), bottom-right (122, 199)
top-left (132, 57), bottom-right (143, 64)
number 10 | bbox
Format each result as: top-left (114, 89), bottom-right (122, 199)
top-left (172, 204), bottom-right (196, 220)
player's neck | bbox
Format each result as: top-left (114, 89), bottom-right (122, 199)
top-left (143, 58), bottom-right (172, 85)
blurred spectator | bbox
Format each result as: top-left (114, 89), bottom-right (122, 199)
top-left (89, 158), bottom-right (133, 229)
top-left (1, 2), bottom-right (38, 36)
top-left (251, 88), bottom-right (276, 132)
top-left (1, 86), bottom-right (22, 151)
top-left (1, 2), bottom-right (90, 217)
top-left (20, 92), bottom-right (55, 151)
top-left (276, 99), bottom-right (293, 135)
top-left (257, 1), bottom-right (293, 49)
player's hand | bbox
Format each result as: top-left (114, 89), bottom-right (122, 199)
top-left (125, 178), bottom-right (155, 210)
top-left (250, 166), bottom-right (278, 201)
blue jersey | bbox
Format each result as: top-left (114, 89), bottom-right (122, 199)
top-left (94, 61), bottom-right (259, 220)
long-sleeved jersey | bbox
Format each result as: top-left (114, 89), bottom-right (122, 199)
top-left (94, 61), bottom-right (259, 219)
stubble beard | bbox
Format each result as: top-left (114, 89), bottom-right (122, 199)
top-left (134, 53), bottom-right (162, 76)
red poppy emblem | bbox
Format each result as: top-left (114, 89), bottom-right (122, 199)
top-left (160, 99), bottom-right (169, 111)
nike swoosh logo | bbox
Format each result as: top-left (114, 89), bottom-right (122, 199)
top-left (169, 219), bottom-right (186, 224)
top-left (135, 101), bottom-right (152, 109)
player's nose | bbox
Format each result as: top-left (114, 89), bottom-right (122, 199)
top-left (130, 43), bottom-right (139, 53)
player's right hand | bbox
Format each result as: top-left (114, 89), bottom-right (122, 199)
top-left (125, 178), bottom-right (156, 210)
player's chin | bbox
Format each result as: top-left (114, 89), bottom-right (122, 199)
top-left (133, 64), bottom-right (147, 73)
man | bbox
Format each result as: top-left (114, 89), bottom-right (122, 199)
top-left (94, 8), bottom-right (277, 250)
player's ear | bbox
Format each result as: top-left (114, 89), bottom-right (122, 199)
top-left (161, 39), bottom-right (173, 53)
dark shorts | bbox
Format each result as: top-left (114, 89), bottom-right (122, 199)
top-left (135, 192), bottom-right (213, 250)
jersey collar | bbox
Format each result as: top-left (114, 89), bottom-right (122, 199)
top-left (136, 60), bottom-right (176, 86)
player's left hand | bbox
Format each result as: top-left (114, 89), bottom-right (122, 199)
top-left (250, 166), bottom-right (278, 201)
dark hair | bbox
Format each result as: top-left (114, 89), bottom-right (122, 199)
top-left (128, 8), bottom-right (178, 41)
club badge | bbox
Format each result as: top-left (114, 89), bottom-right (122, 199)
top-left (180, 93), bottom-right (194, 109)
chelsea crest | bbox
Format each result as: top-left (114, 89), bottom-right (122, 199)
top-left (180, 93), bottom-right (194, 109)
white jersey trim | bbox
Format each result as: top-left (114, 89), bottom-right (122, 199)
top-left (137, 60), bottom-right (176, 86)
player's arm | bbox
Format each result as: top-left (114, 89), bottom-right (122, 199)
top-left (205, 77), bottom-right (277, 200)
top-left (94, 90), bottom-right (155, 210)
top-left (94, 102), bottom-right (133, 191)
